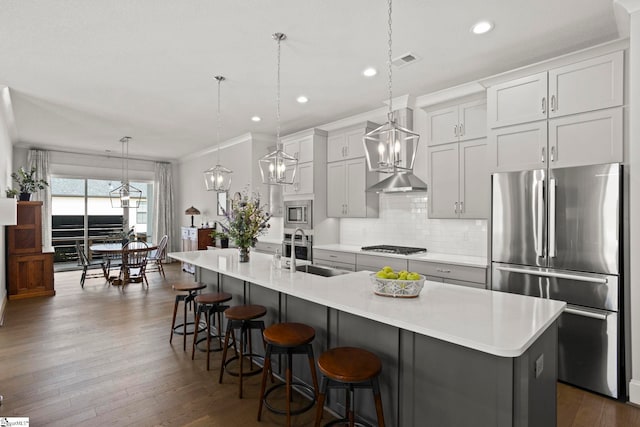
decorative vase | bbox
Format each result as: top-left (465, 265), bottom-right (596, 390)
top-left (239, 247), bottom-right (250, 263)
top-left (19, 193), bottom-right (31, 201)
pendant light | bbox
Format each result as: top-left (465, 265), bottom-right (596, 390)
top-left (110, 136), bottom-right (142, 208)
top-left (259, 32), bottom-right (298, 186)
top-left (204, 75), bottom-right (233, 192)
top-left (363, 0), bottom-right (422, 178)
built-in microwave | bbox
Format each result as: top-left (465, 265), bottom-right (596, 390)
top-left (284, 200), bottom-right (312, 230)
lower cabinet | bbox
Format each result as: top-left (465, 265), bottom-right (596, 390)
top-left (408, 259), bottom-right (487, 289)
top-left (313, 249), bottom-right (356, 271)
top-left (7, 253), bottom-right (55, 299)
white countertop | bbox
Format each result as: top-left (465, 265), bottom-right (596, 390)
top-left (169, 249), bottom-right (563, 357)
top-left (313, 244), bottom-right (488, 268)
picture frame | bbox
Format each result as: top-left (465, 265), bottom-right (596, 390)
top-left (217, 191), bottom-right (228, 216)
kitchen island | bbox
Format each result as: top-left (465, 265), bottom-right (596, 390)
top-left (169, 249), bottom-right (565, 427)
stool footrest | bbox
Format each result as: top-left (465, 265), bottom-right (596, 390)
top-left (263, 381), bottom-right (316, 416)
top-left (222, 354), bottom-right (265, 377)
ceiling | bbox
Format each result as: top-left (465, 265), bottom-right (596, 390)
top-left (0, 0), bottom-right (623, 161)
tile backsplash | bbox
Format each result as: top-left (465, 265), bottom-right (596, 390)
top-left (340, 193), bottom-right (487, 257)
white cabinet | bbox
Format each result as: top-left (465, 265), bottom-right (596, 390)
top-left (426, 100), bottom-right (487, 145)
top-left (326, 123), bottom-right (379, 218)
top-left (327, 158), bottom-right (377, 218)
top-left (327, 122), bottom-right (376, 162)
top-left (181, 227), bottom-right (198, 273)
top-left (487, 51), bottom-right (623, 129)
top-left (408, 260), bottom-right (487, 289)
top-left (313, 249), bottom-right (356, 271)
top-left (488, 107), bottom-right (623, 172)
top-left (281, 128), bottom-right (327, 197)
top-left (428, 140), bottom-right (488, 219)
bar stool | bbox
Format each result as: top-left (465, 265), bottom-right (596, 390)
top-left (219, 304), bottom-right (268, 398)
top-left (169, 282), bottom-right (207, 351)
top-left (191, 292), bottom-right (233, 370)
top-left (314, 347), bottom-right (385, 427)
top-left (257, 322), bottom-right (320, 426)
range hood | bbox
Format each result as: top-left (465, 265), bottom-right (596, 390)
top-left (366, 107), bottom-right (428, 193)
top-left (367, 171), bottom-right (428, 193)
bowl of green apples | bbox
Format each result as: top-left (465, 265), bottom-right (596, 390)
top-left (370, 266), bottom-right (425, 298)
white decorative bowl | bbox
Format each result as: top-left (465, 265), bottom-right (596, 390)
top-left (369, 273), bottom-right (426, 298)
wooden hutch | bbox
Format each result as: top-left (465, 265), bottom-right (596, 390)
top-left (6, 201), bottom-right (55, 299)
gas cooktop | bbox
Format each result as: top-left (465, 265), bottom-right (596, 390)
top-left (361, 245), bottom-right (427, 255)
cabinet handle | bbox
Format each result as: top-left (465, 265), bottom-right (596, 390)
top-left (342, 147), bottom-right (346, 157)
top-left (541, 146), bottom-right (546, 163)
top-left (459, 200), bottom-right (464, 213)
top-left (454, 201), bottom-right (458, 213)
top-left (542, 97), bottom-right (546, 115)
top-left (459, 123), bottom-right (464, 136)
top-left (345, 146), bottom-right (349, 157)
top-left (454, 124), bottom-right (458, 137)
top-left (550, 146), bottom-right (555, 162)
top-left (551, 95), bottom-right (556, 112)
top-left (436, 268), bottom-right (451, 273)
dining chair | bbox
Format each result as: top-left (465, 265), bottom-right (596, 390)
top-left (147, 234), bottom-right (168, 278)
top-left (75, 241), bottom-right (107, 288)
top-left (120, 241), bottom-right (150, 287)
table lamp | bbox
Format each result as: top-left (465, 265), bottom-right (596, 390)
top-left (185, 206), bottom-right (200, 228)
top-left (0, 198), bottom-right (17, 225)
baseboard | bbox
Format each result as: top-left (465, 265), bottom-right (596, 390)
top-left (629, 379), bottom-right (640, 405)
top-left (0, 294), bottom-right (6, 326)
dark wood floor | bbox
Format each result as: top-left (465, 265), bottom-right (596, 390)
top-left (0, 263), bottom-right (639, 426)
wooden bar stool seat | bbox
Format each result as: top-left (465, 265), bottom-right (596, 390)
top-left (257, 323), bottom-right (320, 426)
top-left (315, 347), bottom-right (385, 427)
top-left (219, 304), bottom-right (268, 398)
top-left (191, 292), bottom-right (233, 370)
top-left (169, 282), bottom-right (206, 351)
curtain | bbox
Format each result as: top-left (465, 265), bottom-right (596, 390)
top-left (153, 162), bottom-right (174, 254)
top-left (27, 149), bottom-right (52, 249)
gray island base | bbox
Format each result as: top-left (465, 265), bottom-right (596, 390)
top-left (169, 249), bottom-right (564, 427)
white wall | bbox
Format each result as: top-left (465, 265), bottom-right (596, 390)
top-left (0, 87), bottom-right (16, 322)
top-left (176, 133), bottom-right (281, 250)
top-left (627, 6), bottom-right (640, 406)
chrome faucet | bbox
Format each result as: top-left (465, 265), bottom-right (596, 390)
top-left (290, 228), bottom-right (306, 271)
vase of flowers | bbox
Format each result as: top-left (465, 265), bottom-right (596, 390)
top-left (218, 189), bottom-right (271, 262)
top-left (10, 166), bottom-right (49, 201)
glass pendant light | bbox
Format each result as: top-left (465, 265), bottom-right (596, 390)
top-left (259, 32), bottom-right (298, 186)
top-left (204, 75), bottom-right (233, 192)
top-left (109, 136), bottom-right (142, 208)
top-left (363, 0), bottom-right (421, 174)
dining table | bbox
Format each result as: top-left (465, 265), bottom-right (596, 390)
top-left (90, 241), bottom-right (157, 285)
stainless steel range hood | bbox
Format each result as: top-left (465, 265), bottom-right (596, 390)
top-left (367, 171), bottom-right (428, 193)
top-left (366, 107), bottom-right (428, 193)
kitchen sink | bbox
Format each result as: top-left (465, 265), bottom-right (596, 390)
top-left (295, 264), bottom-right (351, 277)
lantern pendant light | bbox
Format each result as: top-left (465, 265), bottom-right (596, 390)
top-left (110, 136), bottom-right (142, 208)
top-left (363, 0), bottom-right (421, 175)
top-left (204, 75), bottom-right (233, 192)
top-left (259, 32), bottom-right (298, 186)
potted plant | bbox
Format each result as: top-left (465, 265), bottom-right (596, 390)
top-left (216, 232), bottom-right (230, 249)
top-left (11, 166), bottom-right (49, 201)
top-left (218, 189), bottom-right (271, 261)
top-left (5, 188), bottom-right (19, 198)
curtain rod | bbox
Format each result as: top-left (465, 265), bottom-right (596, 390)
top-left (43, 147), bottom-right (165, 164)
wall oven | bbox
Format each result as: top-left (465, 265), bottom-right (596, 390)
top-left (284, 200), bottom-right (312, 230)
top-left (282, 233), bottom-right (312, 262)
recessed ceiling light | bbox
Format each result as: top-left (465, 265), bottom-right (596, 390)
top-left (251, 116), bottom-right (261, 122)
top-left (296, 95), bottom-right (309, 104)
top-left (471, 20), bottom-right (493, 35)
top-left (363, 67), bottom-right (377, 77)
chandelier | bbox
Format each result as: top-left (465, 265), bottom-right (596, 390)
top-left (109, 136), bottom-right (142, 208)
top-left (204, 75), bottom-right (233, 192)
top-left (259, 32), bottom-right (298, 185)
top-left (363, 0), bottom-right (420, 174)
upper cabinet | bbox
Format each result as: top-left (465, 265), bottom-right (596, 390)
top-left (486, 51), bottom-right (624, 172)
top-left (487, 51), bottom-right (623, 129)
top-left (326, 122), bottom-right (379, 218)
top-left (281, 128), bottom-right (328, 196)
top-left (426, 100), bottom-right (487, 146)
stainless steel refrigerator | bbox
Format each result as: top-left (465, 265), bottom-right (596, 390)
top-left (491, 163), bottom-right (624, 399)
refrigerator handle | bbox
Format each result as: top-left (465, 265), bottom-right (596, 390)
top-left (536, 180), bottom-right (544, 257)
top-left (495, 266), bottom-right (608, 284)
top-left (565, 305), bottom-right (609, 321)
top-left (549, 178), bottom-right (556, 258)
